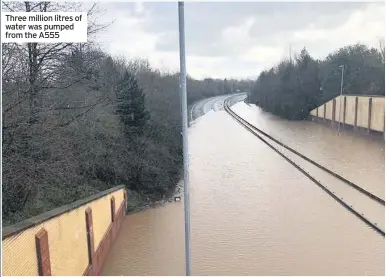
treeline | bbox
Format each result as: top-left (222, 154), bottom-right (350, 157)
top-left (249, 43), bottom-right (385, 120)
top-left (187, 77), bottom-right (252, 103)
top-left (2, 2), bottom-right (252, 225)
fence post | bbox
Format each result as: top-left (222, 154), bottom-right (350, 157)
top-left (332, 99), bottom-right (336, 125)
top-left (111, 197), bottom-right (116, 222)
top-left (383, 101), bottom-right (385, 139)
top-left (35, 228), bottom-right (52, 276)
top-left (354, 96), bottom-right (358, 130)
top-left (123, 191), bottom-right (128, 213)
top-left (85, 208), bottom-right (94, 270)
top-left (368, 97), bottom-right (372, 133)
top-left (323, 104), bottom-right (326, 121)
top-left (343, 96), bottom-right (347, 128)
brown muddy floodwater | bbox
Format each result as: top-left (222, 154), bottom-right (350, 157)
top-left (101, 99), bottom-right (384, 276)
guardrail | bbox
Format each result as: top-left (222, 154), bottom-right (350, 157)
top-left (2, 185), bottom-right (127, 276)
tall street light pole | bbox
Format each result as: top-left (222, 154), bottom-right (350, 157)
top-left (178, 2), bottom-right (191, 276)
top-left (338, 64), bottom-right (344, 134)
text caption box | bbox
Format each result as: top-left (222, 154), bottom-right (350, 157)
top-left (2, 12), bottom-right (87, 43)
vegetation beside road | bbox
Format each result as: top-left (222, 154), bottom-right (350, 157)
top-left (248, 43), bottom-right (385, 120)
top-left (2, 2), bottom-right (253, 225)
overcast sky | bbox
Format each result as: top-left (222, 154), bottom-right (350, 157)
top-left (95, 2), bottom-right (385, 80)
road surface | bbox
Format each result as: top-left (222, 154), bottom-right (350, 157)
top-left (189, 94), bottom-right (245, 123)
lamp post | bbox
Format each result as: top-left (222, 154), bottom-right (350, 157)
top-left (178, 2), bottom-right (191, 276)
top-left (338, 65), bottom-right (344, 134)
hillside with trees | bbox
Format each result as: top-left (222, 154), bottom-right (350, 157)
top-left (2, 2), bottom-right (252, 225)
top-left (248, 43), bottom-right (385, 120)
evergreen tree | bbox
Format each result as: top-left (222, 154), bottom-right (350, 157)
top-left (116, 71), bottom-right (149, 136)
top-left (249, 44), bottom-right (383, 120)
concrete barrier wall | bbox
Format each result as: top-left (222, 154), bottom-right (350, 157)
top-left (345, 96), bottom-right (356, 126)
top-left (357, 97), bottom-right (369, 128)
top-left (371, 97), bottom-right (385, 132)
top-left (318, 104), bottom-right (325, 119)
top-left (325, 101), bottom-right (333, 120)
top-left (310, 95), bottom-right (385, 134)
top-left (2, 186), bottom-right (127, 276)
top-left (335, 97), bottom-right (342, 123)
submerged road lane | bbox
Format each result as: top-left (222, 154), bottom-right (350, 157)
top-left (189, 94), bottom-right (244, 124)
top-left (102, 95), bottom-right (384, 276)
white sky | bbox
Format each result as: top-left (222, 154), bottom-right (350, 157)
top-left (92, 2), bottom-right (385, 80)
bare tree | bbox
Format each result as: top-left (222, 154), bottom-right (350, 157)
top-left (379, 37), bottom-right (385, 64)
top-left (2, 1), bottom-right (113, 220)
top-left (2, 1), bottom-right (111, 123)
top-left (2, 2), bottom-right (251, 225)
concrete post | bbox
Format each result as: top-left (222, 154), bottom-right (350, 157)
top-left (383, 106), bottom-right (385, 139)
top-left (343, 96), bottom-right (347, 128)
top-left (368, 98), bottom-right (372, 133)
top-left (85, 208), bottom-right (95, 268)
top-left (110, 197), bottom-right (116, 222)
top-left (323, 104), bottom-right (326, 121)
top-left (123, 191), bottom-right (128, 213)
top-left (35, 228), bottom-right (51, 276)
top-left (354, 96), bottom-right (358, 130)
top-left (383, 101), bottom-right (385, 138)
top-left (332, 99), bottom-right (336, 125)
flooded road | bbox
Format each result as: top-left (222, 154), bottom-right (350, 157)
top-left (102, 96), bottom-right (384, 276)
top-left (233, 101), bottom-right (385, 198)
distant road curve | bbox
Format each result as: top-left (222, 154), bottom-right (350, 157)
top-left (189, 93), bottom-right (246, 124)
